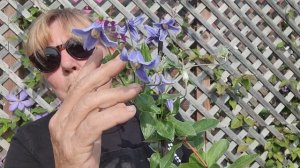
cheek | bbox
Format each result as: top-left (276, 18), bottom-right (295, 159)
top-left (43, 73), bottom-right (66, 99)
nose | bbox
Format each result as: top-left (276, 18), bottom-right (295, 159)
top-left (59, 50), bottom-right (80, 74)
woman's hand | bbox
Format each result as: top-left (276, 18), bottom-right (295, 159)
top-left (48, 47), bottom-right (142, 168)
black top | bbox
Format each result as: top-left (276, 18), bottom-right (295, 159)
top-left (4, 112), bottom-right (152, 168)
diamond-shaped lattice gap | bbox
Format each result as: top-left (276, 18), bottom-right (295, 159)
top-left (214, 109), bottom-right (227, 122)
top-left (237, 64), bottom-right (247, 73)
top-left (1, 4), bottom-right (16, 18)
top-left (180, 98), bottom-right (190, 112)
top-left (2, 54), bottom-right (17, 69)
top-left (190, 109), bottom-right (204, 121)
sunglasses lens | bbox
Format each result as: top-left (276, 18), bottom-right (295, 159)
top-left (30, 48), bottom-right (60, 73)
top-left (66, 40), bottom-right (94, 59)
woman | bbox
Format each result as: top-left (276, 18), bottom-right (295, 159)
top-left (4, 8), bottom-right (152, 168)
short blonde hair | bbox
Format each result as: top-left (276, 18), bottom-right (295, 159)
top-left (25, 8), bottom-right (92, 58)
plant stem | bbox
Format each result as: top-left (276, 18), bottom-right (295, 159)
top-left (183, 138), bottom-right (208, 168)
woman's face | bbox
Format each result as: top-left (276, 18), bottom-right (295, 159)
top-left (43, 20), bottom-right (88, 100)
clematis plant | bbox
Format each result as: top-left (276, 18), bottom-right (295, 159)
top-left (5, 90), bottom-right (34, 112)
top-left (72, 15), bottom-right (257, 168)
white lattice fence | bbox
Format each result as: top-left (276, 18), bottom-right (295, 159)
top-left (0, 0), bottom-right (300, 167)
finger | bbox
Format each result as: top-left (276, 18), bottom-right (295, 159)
top-left (69, 45), bottom-right (105, 91)
top-left (58, 56), bottom-right (127, 118)
top-left (65, 84), bottom-right (141, 130)
top-left (75, 104), bottom-right (136, 145)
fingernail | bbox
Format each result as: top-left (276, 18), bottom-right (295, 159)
top-left (127, 105), bottom-right (136, 113)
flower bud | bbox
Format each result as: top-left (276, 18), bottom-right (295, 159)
top-left (182, 69), bottom-right (189, 84)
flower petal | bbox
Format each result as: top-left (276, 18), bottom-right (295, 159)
top-left (166, 99), bottom-right (174, 112)
top-left (84, 36), bottom-right (98, 51)
top-left (145, 25), bottom-right (159, 36)
top-left (22, 99), bottom-right (35, 108)
top-left (129, 27), bottom-right (140, 41)
top-left (166, 19), bottom-right (175, 25)
top-left (144, 55), bottom-right (160, 69)
top-left (133, 15), bottom-right (144, 26)
top-left (9, 102), bottom-right (18, 112)
top-left (136, 67), bottom-right (150, 83)
top-left (120, 48), bottom-right (129, 61)
top-left (168, 25), bottom-right (180, 33)
top-left (19, 90), bottom-right (29, 101)
top-left (159, 30), bottom-right (168, 41)
top-left (18, 103), bottom-right (25, 111)
top-left (128, 50), bottom-right (140, 63)
top-left (99, 31), bottom-right (118, 47)
top-left (117, 25), bottom-right (127, 34)
top-left (6, 94), bottom-right (18, 102)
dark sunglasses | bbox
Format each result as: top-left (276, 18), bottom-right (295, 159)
top-left (29, 39), bottom-right (94, 73)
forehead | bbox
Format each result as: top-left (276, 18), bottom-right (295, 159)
top-left (48, 21), bottom-right (70, 46)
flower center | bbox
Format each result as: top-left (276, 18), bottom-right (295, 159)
top-left (162, 23), bottom-right (168, 30)
top-left (131, 62), bottom-right (141, 70)
top-left (91, 29), bottom-right (100, 39)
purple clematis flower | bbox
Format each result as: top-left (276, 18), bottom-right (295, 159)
top-left (6, 90), bottom-right (35, 112)
top-left (166, 99), bottom-right (174, 112)
top-left (113, 25), bottom-right (127, 42)
top-left (150, 73), bottom-right (174, 94)
top-left (280, 85), bottom-right (290, 94)
top-left (125, 15), bottom-right (144, 42)
top-left (144, 25), bottom-right (160, 44)
top-left (72, 20), bottom-right (118, 50)
top-left (120, 48), bottom-right (160, 82)
top-left (153, 19), bottom-right (180, 41)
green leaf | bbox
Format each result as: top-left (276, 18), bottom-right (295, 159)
top-left (134, 93), bottom-right (159, 113)
top-left (210, 164), bottom-right (220, 168)
top-left (198, 54), bottom-right (214, 64)
top-left (169, 163), bottom-right (178, 168)
top-left (179, 163), bottom-right (203, 168)
top-left (193, 118), bottom-right (218, 134)
top-left (206, 139), bottom-right (229, 167)
top-left (215, 83), bottom-right (228, 96)
top-left (287, 9), bottom-right (297, 19)
top-left (150, 152), bottom-right (160, 168)
top-left (141, 43), bottom-right (152, 62)
top-left (21, 56), bottom-right (31, 68)
top-left (290, 80), bottom-right (299, 90)
top-left (156, 120), bottom-right (175, 141)
top-left (31, 107), bottom-right (47, 114)
top-left (169, 117), bottom-right (196, 137)
top-left (273, 152), bottom-right (284, 163)
top-left (244, 117), bottom-right (255, 127)
top-left (240, 78), bottom-right (252, 91)
top-left (237, 144), bottom-right (249, 153)
top-left (230, 117), bottom-right (243, 129)
top-left (140, 112), bottom-right (156, 140)
top-left (276, 41), bottom-right (286, 50)
top-left (244, 137), bottom-right (254, 144)
top-left (265, 159), bottom-right (275, 167)
top-left (0, 124), bottom-right (9, 136)
top-left (160, 93), bottom-right (181, 100)
top-left (229, 99), bottom-right (237, 110)
top-left (213, 68), bottom-right (224, 81)
top-left (232, 77), bottom-right (241, 88)
top-left (101, 50), bottom-right (119, 64)
top-left (189, 49), bottom-right (202, 61)
top-left (160, 143), bottom-right (181, 168)
top-left (187, 133), bottom-right (204, 151)
top-left (171, 98), bottom-right (180, 116)
top-left (228, 154), bottom-right (258, 168)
